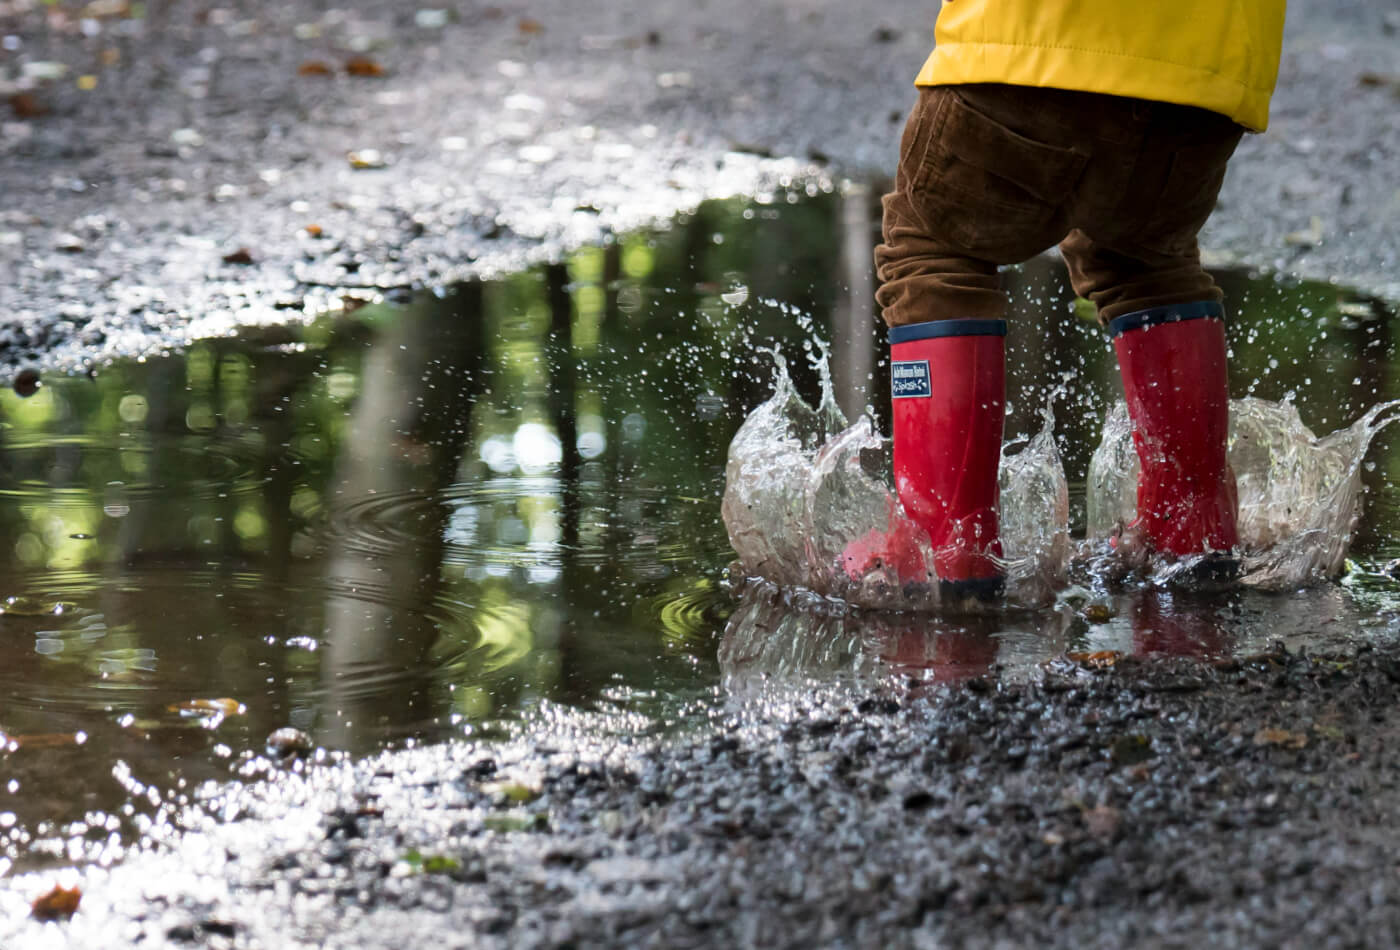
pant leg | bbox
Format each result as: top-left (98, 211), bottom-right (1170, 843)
top-left (1059, 229), bottom-right (1224, 322)
top-left (1060, 108), bottom-right (1244, 323)
top-left (875, 89), bottom-right (1004, 326)
top-left (874, 86), bottom-right (1090, 328)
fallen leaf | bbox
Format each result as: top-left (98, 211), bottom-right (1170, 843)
top-left (9, 92), bottom-right (47, 119)
top-left (222, 247), bottom-right (254, 265)
top-left (169, 697), bottom-right (246, 717)
top-left (517, 17), bottom-right (544, 33)
top-left (484, 811), bottom-right (548, 832)
top-left (297, 60), bottom-right (335, 77)
top-left (303, 224), bottom-right (323, 238)
top-left (483, 780), bottom-right (541, 803)
top-left (1253, 727), bottom-right (1308, 749)
top-left (1357, 72), bottom-right (1400, 91)
top-left (401, 848), bottom-right (461, 873)
top-left (1284, 215), bottom-right (1325, 248)
top-left (1080, 603), bottom-right (1114, 623)
top-left (82, 0), bottom-right (130, 17)
top-left (345, 56), bottom-right (385, 77)
top-left (1066, 650), bottom-right (1122, 670)
top-left (346, 149), bottom-right (387, 169)
top-left (31, 884), bottom-right (81, 921)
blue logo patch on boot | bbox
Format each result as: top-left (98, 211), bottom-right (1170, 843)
top-left (891, 360), bottom-right (931, 398)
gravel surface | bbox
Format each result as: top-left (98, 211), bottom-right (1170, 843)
top-left (7, 641), bottom-right (1400, 948)
top-left (1, 0), bottom-right (1398, 376)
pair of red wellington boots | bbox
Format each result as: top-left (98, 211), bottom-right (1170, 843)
top-left (846, 302), bottom-right (1238, 600)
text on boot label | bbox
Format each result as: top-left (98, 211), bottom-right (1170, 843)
top-left (891, 360), bottom-right (932, 398)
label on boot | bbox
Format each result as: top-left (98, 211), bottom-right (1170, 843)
top-left (891, 360), bottom-right (931, 398)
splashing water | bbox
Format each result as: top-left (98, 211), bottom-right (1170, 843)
top-left (721, 348), bottom-right (1070, 610)
top-left (724, 348), bottom-right (1400, 610)
top-left (1088, 396), bottom-right (1400, 589)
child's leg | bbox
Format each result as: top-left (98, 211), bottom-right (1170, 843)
top-left (1057, 116), bottom-right (1244, 559)
top-left (867, 86), bottom-right (1085, 596)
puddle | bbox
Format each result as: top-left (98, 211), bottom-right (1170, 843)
top-left (2, 190), bottom-right (1400, 873)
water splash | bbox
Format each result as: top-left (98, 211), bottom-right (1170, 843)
top-left (1087, 396), bottom-right (1400, 589)
top-left (724, 349), bottom-right (1400, 609)
top-left (722, 349), bottom-right (1070, 610)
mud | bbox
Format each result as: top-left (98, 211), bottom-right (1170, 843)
top-left (1, 0), bottom-right (1398, 376)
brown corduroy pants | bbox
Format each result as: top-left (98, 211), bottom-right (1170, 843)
top-left (876, 83), bottom-right (1245, 327)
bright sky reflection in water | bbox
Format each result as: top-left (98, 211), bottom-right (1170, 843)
top-left (1, 190), bottom-right (1399, 873)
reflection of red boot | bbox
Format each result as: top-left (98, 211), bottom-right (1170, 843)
top-left (1111, 303), bottom-right (1238, 557)
top-left (889, 319), bottom-right (1006, 598)
top-left (882, 621), bottom-right (1000, 683)
top-left (1130, 592), bottom-right (1232, 658)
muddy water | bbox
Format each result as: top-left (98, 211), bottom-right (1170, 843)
top-left (1, 190), bottom-right (1399, 872)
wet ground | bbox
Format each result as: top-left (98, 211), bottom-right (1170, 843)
top-left (1, 0), bottom-right (1399, 376)
top-left (4, 0), bottom-right (1400, 944)
top-left (3, 194), bottom-right (1400, 945)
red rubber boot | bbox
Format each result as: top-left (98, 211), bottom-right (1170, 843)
top-left (890, 319), bottom-right (1006, 598)
top-left (1111, 301), bottom-right (1239, 558)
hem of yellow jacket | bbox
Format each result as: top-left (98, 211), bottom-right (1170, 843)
top-left (915, 42), bottom-right (1274, 133)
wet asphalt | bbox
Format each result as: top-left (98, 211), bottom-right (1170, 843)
top-left (1, 0), bottom-right (1398, 376)
top-left (5, 0), bottom-right (1400, 946)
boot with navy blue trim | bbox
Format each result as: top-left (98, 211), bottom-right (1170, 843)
top-left (842, 319), bottom-right (1007, 602)
top-left (1110, 300), bottom-right (1239, 568)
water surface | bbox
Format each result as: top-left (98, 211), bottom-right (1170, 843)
top-left (2, 191), bottom-right (1399, 872)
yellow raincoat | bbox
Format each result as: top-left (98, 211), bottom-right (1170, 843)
top-left (917, 0), bottom-right (1287, 131)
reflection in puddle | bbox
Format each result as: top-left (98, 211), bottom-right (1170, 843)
top-left (0, 191), bottom-right (1398, 874)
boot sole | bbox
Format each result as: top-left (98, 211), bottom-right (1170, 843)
top-left (938, 575), bottom-right (1006, 605)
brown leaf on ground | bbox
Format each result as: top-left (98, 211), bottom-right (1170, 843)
top-left (297, 60), bottom-right (335, 77)
top-left (1357, 72), bottom-right (1400, 91)
top-left (344, 56), bottom-right (385, 78)
top-left (1080, 603), bottom-right (1114, 623)
top-left (518, 17), bottom-right (544, 34)
top-left (303, 224), bottom-right (323, 238)
top-left (1253, 727), bottom-right (1308, 750)
top-left (31, 884), bottom-right (81, 920)
top-left (1065, 650), bottom-right (1122, 670)
top-left (222, 247), bottom-right (255, 265)
top-left (9, 92), bottom-right (47, 119)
